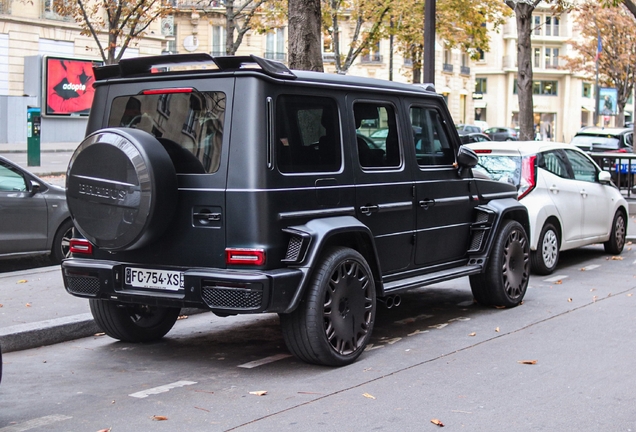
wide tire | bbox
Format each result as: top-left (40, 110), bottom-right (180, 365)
top-left (531, 222), bottom-right (559, 275)
top-left (89, 299), bottom-right (180, 343)
top-left (280, 247), bottom-right (376, 366)
top-left (470, 220), bottom-right (529, 307)
top-left (51, 219), bottom-right (74, 263)
top-left (604, 211), bottom-right (626, 255)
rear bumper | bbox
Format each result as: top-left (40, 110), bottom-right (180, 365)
top-left (61, 258), bottom-right (304, 314)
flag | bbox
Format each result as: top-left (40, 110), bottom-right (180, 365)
top-left (595, 32), bottom-right (602, 62)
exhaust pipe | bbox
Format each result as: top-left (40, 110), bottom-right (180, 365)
top-left (379, 295), bottom-right (401, 309)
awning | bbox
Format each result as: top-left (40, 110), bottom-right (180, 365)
top-left (437, 86), bottom-right (452, 94)
top-left (473, 100), bottom-right (487, 108)
top-left (459, 89), bottom-right (469, 95)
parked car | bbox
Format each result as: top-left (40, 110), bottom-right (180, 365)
top-left (570, 127), bottom-right (633, 153)
top-left (458, 131), bottom-right (492, 144)
top-left (484, 127), bottom-right (519, 141)
top-left (61, 54), bottom-right (530, 367)
top-left (474, 120), bottom-right (489, 131)
top-left (467, 141), bottom-right (628, 275)
top-left (0, 156), bottom-right (73, 263)
top-left (456, 124), bottom-right (482, 133)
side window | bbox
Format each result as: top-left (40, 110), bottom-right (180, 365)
top-left (276, 95), bottom-right (341, 173)
top-left (410, 106), bottom-right (455, 166)
top-left (539, 150), bottom-right (571, 179)
top-left (626, 133), bottom-right (633, 147)
top-left (354, 102), bottom-right (401, 168)
top-left (564, 149), bottom-right (597, 183)
top-left (0, 164), bottom-right (27, 192)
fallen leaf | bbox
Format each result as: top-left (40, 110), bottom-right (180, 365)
top-left (152, 415), bottom-right (168, 421)
top-left (517, 360), bottom-right (538, 365)
top-left (96, 429), bottom-right (112, 432)
top-left (567, 298), bottom-right (572, 302)
top-left (495, 327), bottom-right (500, 332)
top-left (94, 332), bottom-right (105, 337)
top-left (628, 241), bottom-right (633, 245)
top-left (611, 256), bottom-right (624, 260)
top-left (469, 332), bottom-right (476, 337)
top-left (362, 393), bottom-right (376, 399)
top-left (494, 305), bottom-right (506, 309)
top-left (25, 303), bottom-right (31, 307)
top-left (431, 418), bottom-right (445, 427)
top-left (590, 288), bottom-right (596, 292)
top-left (628, 293), bottom-right (633, 297)
top-left (249, 391), bottom-right (267, 396)
top-left (554, 280), bottom-right (562, 285)
top-left (0, 304), bottom-right (3, 308)
top-left (17, 279), bottom-right (27, 284)
top-left (177, 315), bottom-right (188, 320)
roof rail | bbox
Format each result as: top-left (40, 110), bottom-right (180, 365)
top-left (94, 54), bottom-right (297, 81)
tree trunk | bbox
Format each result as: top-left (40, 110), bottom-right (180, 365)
top-left (226, 0), bottom-right (236, 55)
top-left (288, 0), bottom-right (324, 71)
top-left (509, 1), bottom-right (536, 141)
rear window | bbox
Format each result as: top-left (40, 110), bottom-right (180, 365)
top-left (108, 91), bottom-right (226, 173)
top-left (474, 155), bottom-right (521, 186)
top-left (571, 134), bottom-right (620, 150)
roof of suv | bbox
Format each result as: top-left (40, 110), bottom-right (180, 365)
top-left (575, 127), bottom-right (631, 136)
top-left (95, 53), bottom-right (441, 98)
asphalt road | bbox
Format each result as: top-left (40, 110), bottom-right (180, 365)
top-left (1, 244), bottom-right (635, 431)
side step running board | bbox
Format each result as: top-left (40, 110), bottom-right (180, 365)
top-left (382, 264), bottom-right (482, 294)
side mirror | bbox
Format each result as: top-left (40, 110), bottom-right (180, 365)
top-left (598, 170), bottom-right (612, 184)
top-left (30, 181), bottom-right (41, 195)
top-left (457, 145), bottom-right (478, 169)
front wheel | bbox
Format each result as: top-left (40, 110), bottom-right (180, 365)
top-left (470, 220), bottom-right (529, 307)
top-left (604, 211), bottom-right (626, 255)
top-left (89, 299), bottom-right (180, 342)
top-left (280, 247), bottom-right (376, 366)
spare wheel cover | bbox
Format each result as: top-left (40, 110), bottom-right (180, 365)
top-left (66, 128), bottom-right (177, 251)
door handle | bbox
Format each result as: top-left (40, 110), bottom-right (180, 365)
top-left (419, 199), bottom-right (436, 210)
top-left (548, 185), bottom-right (559, 194)
top-left (579, 189), bottom-right (588, 198)
top-left (359, 205), bottom-right (379, 215)
top-left (194, 212), bottom-right (222, 222)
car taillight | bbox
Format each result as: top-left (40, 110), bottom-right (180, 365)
top-left (141, 88), bottom-right (193, 95)
top-left (69, 239), bottom-right (93, 255)
top-left (518, 155), bottom-right (537, 200)
top-left (225, 248), bottom-right (266, 266)
top-left (474, 149), bottom-right (492, 154)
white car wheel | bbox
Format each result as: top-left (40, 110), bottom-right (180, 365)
top-left (531, 223), bottom-right (560, 275)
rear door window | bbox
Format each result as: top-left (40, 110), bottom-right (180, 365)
top-left (275, 95), bottom-right (341, 174)
top-left (109, 90), bottom-right (226, 174)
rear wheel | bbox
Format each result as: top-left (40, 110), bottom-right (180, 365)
top-left (89, 299), bottom-right (180, 342)
top-left (280, 247), bottom-right (376, 366)
top-left (531, 222), bottom-right (559, 275)
top-left (604, 211), bottom-right (626, 255)
top-left (470, 220), bottom-right (529, 307)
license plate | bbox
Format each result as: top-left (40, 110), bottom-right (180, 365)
top-left (125, 267), bottom-right (184, 291)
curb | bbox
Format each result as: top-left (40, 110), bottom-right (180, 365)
top-left (0, 308), bottom-right (205, 354)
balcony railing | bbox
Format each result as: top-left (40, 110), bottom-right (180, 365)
top-left (460, 65), bottom-right (470, 75)
top-left (264, 51), bottom-right (287, 62)
top-left (360, 54), bottom-right (383, 64)
top-left (443, 63), bottom-right (453, 73)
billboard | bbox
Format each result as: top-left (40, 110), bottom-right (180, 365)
top-left (43, 56), bottom-right (102, 117)
top-left (598, 87), bottom-right (618, 116)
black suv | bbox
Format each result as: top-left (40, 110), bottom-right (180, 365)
top-left (62, 54), bottom-right (530, 366)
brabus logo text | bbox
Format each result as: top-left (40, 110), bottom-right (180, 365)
top-left (78, 183), bottom-right (127, 201)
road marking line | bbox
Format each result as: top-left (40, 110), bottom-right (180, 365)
top-left (543, 275), bottom-right (568, 283)
top-left (581, 265), bottom-right (600, 271)
top-left (0, 415), bottom-right (72, 432)
top-left (129, 380), bottom-right (197, 398)
top-left (238, 354), bottom-right (292, 369)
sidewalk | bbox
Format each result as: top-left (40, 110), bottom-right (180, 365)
top-left (0, 142), bottom-right (77, 177)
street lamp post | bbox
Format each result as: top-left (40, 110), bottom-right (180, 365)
top-left (423, 0), bottom-right (436, 84)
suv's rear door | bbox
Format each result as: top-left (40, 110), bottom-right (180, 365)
top-left (348, 96), bottom-right (415, 274)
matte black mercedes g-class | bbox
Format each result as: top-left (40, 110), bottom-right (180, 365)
top-left (62, 54), bottom-right (530, 366)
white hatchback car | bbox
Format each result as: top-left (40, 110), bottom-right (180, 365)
top-left (467, 141), bottom-right (628, 274)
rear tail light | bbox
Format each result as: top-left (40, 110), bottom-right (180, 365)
top-left (518, 155), bottom-right (537, 200)
top-left (474, 149), bottom-right (492, 154)
top-left (69, 239), bottom-right (93, 255)
top-left (141, 88), bottom-right (193, 95)
top-left (225, 248), bottom-right (266, 266)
